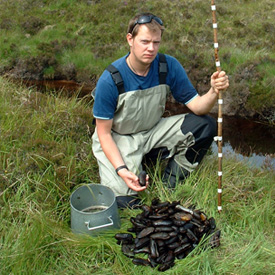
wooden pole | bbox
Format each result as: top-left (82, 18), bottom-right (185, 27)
top-left (211, 0), bottom-right (223, 213)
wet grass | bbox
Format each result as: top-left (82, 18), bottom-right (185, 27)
top-left (0, 0), bottom-right (274, 121)
top-left (0, 76), bottom-right (274, 274)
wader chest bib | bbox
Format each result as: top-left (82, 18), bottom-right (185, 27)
top-left (92, 83), bottom-right (198, 196)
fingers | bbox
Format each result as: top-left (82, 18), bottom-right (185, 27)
top-left (123, 171), bottom-right (149, 192)
top-left (217, 70), bottom-right (226, 77)
top-left (136, 174), bottom-right (150, 190)
top-left (219, 73), bottom-right (229, 90)
top-left (211, 71), bottom-right (229, 91)
top-left (129, 182), bottom-right (147, 192)
top-left (212, 71), bottom-right (220, 79)
top-left (212, 70), bottom-right (226, 79)
top-left (119, 169), bottom-right (150, 192)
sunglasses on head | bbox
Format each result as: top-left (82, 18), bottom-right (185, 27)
top-left (130, 15), bottom-right (163, 33)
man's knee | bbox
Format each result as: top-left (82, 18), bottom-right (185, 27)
top-left (201, 115), bottom-right (217, 139)
top-left (181, 114), bottom-right (216, 164)
top-left (181, 114), bottom-right (217, 141)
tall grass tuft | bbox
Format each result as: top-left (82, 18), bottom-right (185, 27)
top-left (0, 77), bottom-right (274, 274)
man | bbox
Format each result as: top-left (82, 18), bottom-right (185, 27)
top-left (92, 13), bottom-right (229, 208)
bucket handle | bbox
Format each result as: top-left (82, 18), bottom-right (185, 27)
top-left (85, 216), bottom-right (114, 231)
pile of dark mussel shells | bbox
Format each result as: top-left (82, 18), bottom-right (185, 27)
top-left (115, 198), bottom-right (221, 272)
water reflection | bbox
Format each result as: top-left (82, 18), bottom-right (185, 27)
top-left (222, 116), bottom-right (274, 156)
top-left (214, 116), bottom-right (275, 170)
top-left (165, 101), bottom-right (275, 170)
top-left (211, 142), bottom-right (275, 170)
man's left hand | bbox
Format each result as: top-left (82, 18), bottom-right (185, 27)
top-left (211, 71), bottom-right (229, 94)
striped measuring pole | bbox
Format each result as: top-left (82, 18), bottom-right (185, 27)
top-left (211, 0), bottom-right (223, 213)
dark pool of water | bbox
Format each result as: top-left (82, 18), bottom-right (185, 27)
top-left (211, 116), bottom-right (275, 170)
top-left (221, 116), bottom-right (274, 156)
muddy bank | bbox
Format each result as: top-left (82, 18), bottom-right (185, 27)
top-left (18, 78), bottom-right (96, 98)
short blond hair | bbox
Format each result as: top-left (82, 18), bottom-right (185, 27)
top-left (127, 13), bottom-right (165, 38)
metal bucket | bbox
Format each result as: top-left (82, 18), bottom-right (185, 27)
top-left (70, 184), bottom-right (120, 235)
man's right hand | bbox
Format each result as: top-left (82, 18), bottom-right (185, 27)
top-left (117, 169), bottom-right (149, 192)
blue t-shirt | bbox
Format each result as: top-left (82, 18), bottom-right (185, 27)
top-left (93, 53), bottom-right (198, 119)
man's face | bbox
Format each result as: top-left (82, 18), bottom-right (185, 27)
top-left (127, 24), bottom-right (162, 65)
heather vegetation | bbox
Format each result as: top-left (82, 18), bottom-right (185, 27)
top-left (0, 0), bottom-right (274, 121)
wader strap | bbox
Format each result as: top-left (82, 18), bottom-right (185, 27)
top-left (106, 64), bottom-right (125, 95)
top-left (106, 54), bottom-right (167, 94)
top-left (158, 53), bottom-right (168, 85)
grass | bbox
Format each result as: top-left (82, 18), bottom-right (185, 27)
top-left (0, 76), bottom-right (274, 274)
top-left (0, 0), bottom-right (274, 121)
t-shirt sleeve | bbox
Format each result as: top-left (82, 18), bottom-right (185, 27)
top-left (92, 71), bottom-right (118, 120)
top-left (167, 56), bottom-right (198, 105)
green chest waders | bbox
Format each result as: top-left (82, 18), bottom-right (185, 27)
top-left (92, 82), bottom-right (202, 196)
top-left (92, 56), bottom-right (216, 195)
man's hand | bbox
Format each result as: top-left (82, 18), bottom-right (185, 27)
top-left (117, 168), bottom-right (149, 192)
top-left (210, 71), bottom-right (229, 94)
top-left (186, 70), bottom-right (229, 115)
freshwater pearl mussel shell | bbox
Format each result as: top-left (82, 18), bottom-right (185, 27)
top-left (115, 198), bottom-right (220, 271)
